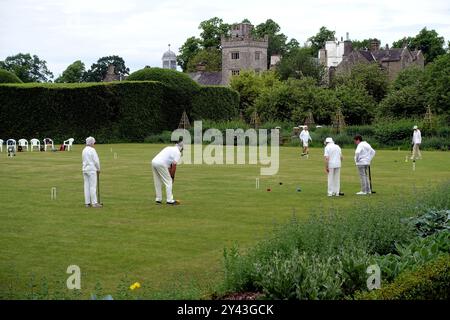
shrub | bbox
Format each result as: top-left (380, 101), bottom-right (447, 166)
top-left (191, 86), bottom-right (239, 121)
top-left (0, 82), bottom-right (181, 142)
top-left (357, 255), bottom-right (450, 300)
top-left (127, 67), bottom-right (200, 117)
top-left (373, 118), bottom-right (419, 146)
top-left (0, 69), bottom-right (23, 83)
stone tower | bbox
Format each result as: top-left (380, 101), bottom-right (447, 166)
top-left (221, 23), bottom-right (269, 85)
top-left (162, 44), bottom-right (177, 70)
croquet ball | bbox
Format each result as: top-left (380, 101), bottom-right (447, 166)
top-left (279, 182), bottom-right (283, 186)
top-left (296, 187), bottom-right (302, 192)
top-left (267, 188), bottom-right (272, 192)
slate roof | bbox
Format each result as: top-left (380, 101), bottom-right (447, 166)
top-left (189, 72), bottom-right (223, 85)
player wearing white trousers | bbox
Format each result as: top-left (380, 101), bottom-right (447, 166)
top-left (82, 137), bottom-right (101, 208)
top-left (151, 143), bottom-right (183, 205)
top-left (324, 138), bottom-right (342, 197)
top-left (152, 161), bottom-right (174, 203)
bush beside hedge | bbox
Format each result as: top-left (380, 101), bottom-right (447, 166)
top-left (357, 255), bottom-right (450, 300)
top-left (192, 86), bottom-right (239, 121)
top-left (0, 82), bottom-right (177, 142)
top-left (0, 69), bottom-right (23, 83)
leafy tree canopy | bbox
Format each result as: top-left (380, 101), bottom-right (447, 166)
top-left (55, 60), bottom-right (85, 83)
top-left (308, 26), bottom-right (336, 57)
top-left (83, 55), bottom-right (129, 82)
top-left (0, 53), bottom-right (53, 83)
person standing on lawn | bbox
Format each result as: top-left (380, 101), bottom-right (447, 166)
top-left (82, 137), bottom-right (102, 208)
top-left (151, 142), bottom-right (183, 205)
top-left (299, 126), bottom-right (312, 158)
top-left (411, 125), bottom-right (422, 160)
top-left (354, 135), bottom-right (376, 195)
top-left (324, 137), bottom-right (343, 197)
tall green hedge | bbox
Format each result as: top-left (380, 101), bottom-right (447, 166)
top-left (0, 69), bottom-right (23, 84)
top-left (192, 86), bottom-right (239, 121)
top-left (0, 81), bottom-right (182, 142)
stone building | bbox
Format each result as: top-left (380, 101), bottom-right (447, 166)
top-left (103, 65), bottom-right (122, 82)
top-left (162, 45), bottom-right (177, 70)
top-left (221, 23), bottom-right (269, 85)
top-left (320, 38), bottom-right (424, 82)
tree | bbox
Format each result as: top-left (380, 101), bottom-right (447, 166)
top-left (276, 47), bottom-right (325, 83)
top-left (254, 19), bottom-right (289, 68)
top-left (285, 39), bottom-right (301, 53)
top-left (83, 55), bottom-right (129, 82)
top-left (308, 27), bottom-right (336, 57)
top-left (424, 53), bottom-right (450, 116)
top-left (55, 60), bottom-right (85, 83)
top-left (352, 39), bottom-right (372, 50)
top-left (0, 68), bottom-right (23, 83)
top-left (186, 48), bottom-right (221, 72)
top-left (0, 53), bottom-right (53, 82)
top-left (333, 63), bottom-right (389, 102)
top-left (392, 28), bottom-right (446, 64)
top-left (335, 81), bottom-right (376, 125)
top-left (177, 36), bottom-right (202, 72)
top-left (199, 17), bottom-right (230, 49)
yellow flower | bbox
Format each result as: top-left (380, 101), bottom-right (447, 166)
top-left (129, 282), bottom-right (141, 290)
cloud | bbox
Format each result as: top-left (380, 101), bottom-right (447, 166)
top-left (0, 0), bottom-right (449, 76)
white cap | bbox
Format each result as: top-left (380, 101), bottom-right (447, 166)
top-left (86, 137), bottom-right (96, 146)
top-left (325, 137), bottom-right (334, 144)
top-left (413, 125), bottom-right (418, 130)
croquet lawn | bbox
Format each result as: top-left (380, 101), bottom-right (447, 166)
top-left (0, 144), bottom-right (449, 299)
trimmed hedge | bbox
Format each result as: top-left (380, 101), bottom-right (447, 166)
top-left (192, 86), bottom-right (239, 121)
top-left (0, 81), bottom-right (184, 143)
top-left (357, 255), bottom-right (450, 300)
top-left (127, 67), bottom-right (200, 115)
top-left (0, 69), bottom-right (23, 83)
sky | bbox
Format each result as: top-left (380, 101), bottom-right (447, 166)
top-left (0, 0), bottom-right (449, 77)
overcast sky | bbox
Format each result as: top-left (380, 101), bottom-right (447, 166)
top-left (1, 0), bottom-right (449, 77)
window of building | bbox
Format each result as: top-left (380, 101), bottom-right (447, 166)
top-left (232, 70), bottom-right (240, 76)
top-left (231, 52), bottom-right (240, 60)
top-left (233, 25), bottom-right (240, 30)
top-left (255, 52), bottom-right (261, 61)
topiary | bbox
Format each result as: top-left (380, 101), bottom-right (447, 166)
top-left (0, 69), bottom-right (23, 83)
top-left (127, 67), bottom-right (200, 125)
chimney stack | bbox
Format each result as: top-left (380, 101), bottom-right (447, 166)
top-left (370, 39), bottom-right (381, 52)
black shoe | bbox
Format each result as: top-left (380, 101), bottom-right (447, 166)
top-left (167, 200), bottom-right (180, 205)
top-left (156, 201), bottom-right (162, 205)
top-left (339, 192), bottom-right (345, 196)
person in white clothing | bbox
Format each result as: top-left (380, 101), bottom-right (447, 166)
top-left (411, 125), bottom-right (422, 160)
top-left (353, 135), bottom-right (376, 195)
top-left (299, 126), bottom-right (312, 157)
top-left (324, 137), bottom-right (343, 197)
top-left (82, 137), bottom-right (102, 208)
top-left (152, 142), bottom-right (183, 205)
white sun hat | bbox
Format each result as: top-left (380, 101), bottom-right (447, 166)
top-left (324, 137), bottom-right (334, 144)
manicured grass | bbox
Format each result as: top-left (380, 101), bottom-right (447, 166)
top-left (0, 144), bottom-right (449, 299)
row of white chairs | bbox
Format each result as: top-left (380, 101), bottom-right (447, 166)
top-left (0, 138), bottom-right (74, 152)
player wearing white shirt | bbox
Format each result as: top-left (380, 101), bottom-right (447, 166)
top-left (324, 138), bottom-right (343, 197)
top-left (82, 137), bottom-right (102, 208)
top-left (152, 142), bottom-right (183, 205)
top-left (411, 125), bottom-right (422, 160)
top-left (299, 126), bottom-right (312, 157)
top-left (353, 135), bottom-right (376, 195)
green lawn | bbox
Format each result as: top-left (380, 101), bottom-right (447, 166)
top-left (0, 144), bottom-right (449, 299)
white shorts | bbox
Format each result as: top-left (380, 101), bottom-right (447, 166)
top-left (302, 142), bottom-right (309, 147)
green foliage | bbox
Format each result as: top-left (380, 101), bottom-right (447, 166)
top-left (351, 39), bottom-right (372, 50)
top-left (373, 118), bottom-right (419, 146)
top-left (186, 48), bottom-right (221, 72)
top-left (83, 55), bottom-right (129, 82)
top-left (423, 53), bottom-right (450, 117)
top-left (0, 82), bottom-right (181, 142)
top-left (393, 27), bottom-right (446, 64)
top-left (308, 26), bottom-right (336, 57)
top-left (335, 81), bottom-right (376, 125)
top-left (254, 19), bottom-right (289, 68)
top-left (334, 63), bottom-right (389, 103)
top-left (374, 231), bottom-right (450, 283)
top-left (127, 67), bottom-right (200, 115)
top-left (199, 17), bottom-right (231, 49)
top-left (177, 36), bottom-right (202, 72)
top-left (0, 69), bottom-right (23, 83)
top-left (55, 60), bottom-right (85, 83)
top-left (0, 53), bottom-right (53, 83)
top-left (359, 255), bottom-right (450, 300)
top-left (230, 70), bottom-right (281, 113)
top-left (407, 209), bottom-right (450, 237)
top-left (276, 47), bottom-right (326, 83)
top-left (191, 86), bottom-right (239, 121)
